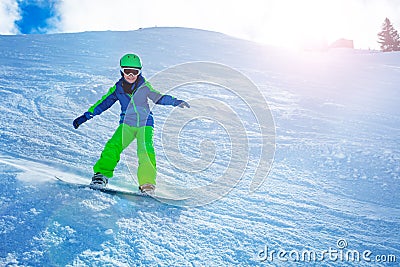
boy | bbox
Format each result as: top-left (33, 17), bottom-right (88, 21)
top-left (73, 53), bottom-right (190, 194)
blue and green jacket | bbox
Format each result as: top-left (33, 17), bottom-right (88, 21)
top-left (87, 75), bottom-right (179, 127)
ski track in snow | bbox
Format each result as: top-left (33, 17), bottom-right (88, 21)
top-left (0, 28), bottom-right (399, 266)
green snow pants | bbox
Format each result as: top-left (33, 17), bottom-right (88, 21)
top-left (93, 124), bottom-right (156, 186)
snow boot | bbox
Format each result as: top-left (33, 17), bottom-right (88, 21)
top-left (139, 183), bottom-right (155, 195)
top-left (90, 173), bottom-right (108, 189)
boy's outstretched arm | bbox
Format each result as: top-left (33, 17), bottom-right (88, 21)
top-left (171, 99), bottom-right (190, 108)
top-left (146, 81), bottom-right (190, 108)
top-left (73, 85), bottom-right (118, 129)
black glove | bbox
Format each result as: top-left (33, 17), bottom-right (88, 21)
top-left (173, 99), bottom-right (190, 108)
top-left (73, 112), bottom-right (93, 129)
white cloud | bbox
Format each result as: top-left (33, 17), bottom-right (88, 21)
top-left (0, 0), bottom-right (20, 34)
top-left (51, 0), bottom-right (258, 34)
top-left (46, 0), bottom-right (400, 49)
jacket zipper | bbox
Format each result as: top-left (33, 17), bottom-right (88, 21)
top-left (130, 97), bottom-right (140, 127)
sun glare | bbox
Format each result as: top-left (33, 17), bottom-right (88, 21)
top-left (258, 0), bottom-right (351, 49)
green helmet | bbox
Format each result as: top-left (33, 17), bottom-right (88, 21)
top-left (120, 53), bottom-right (142, 68)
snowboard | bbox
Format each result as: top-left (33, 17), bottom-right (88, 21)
top-left (54, 175), bottom-right (187, 202)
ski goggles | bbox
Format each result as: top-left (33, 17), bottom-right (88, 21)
top-left (121, 67), bottom-right (141, 76)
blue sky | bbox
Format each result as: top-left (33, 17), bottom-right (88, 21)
top-left (1, 0), bottom-right (400, 49)
top-left (15, 0), bottom-right (57, 34)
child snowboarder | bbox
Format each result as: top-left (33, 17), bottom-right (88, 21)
top-left (72, 53), bottom-right (190, 194)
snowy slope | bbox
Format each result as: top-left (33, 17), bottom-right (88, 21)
top-left (0, 27), bottom-right (399, 266)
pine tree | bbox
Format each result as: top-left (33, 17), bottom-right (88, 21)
top-left (377, 18), bottom-right (400, 52)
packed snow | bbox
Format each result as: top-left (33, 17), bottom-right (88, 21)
top-left (0, 27), bottom-right (399, 266)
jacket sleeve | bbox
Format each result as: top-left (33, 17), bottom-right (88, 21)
top-left (87, 85), bottom-right (118, 115)
top-left (145, 80), bottom-right (178, 106)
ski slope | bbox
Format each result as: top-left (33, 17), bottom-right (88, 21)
top-left (0, 27), bottom-right (399, 266)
